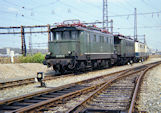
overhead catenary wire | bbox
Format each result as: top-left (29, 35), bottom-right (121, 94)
top-left (1, 0), bottom-right (54, 24)
top-left (115, 26), bottom-right (161, 30)
top-left (140, 0), bottom-right (161, 11)
top-left (58, 0), bottom-right (98, 20)
top-left (108, 11), bottom-right (161, 18)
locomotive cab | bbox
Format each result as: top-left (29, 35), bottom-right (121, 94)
top-left (49, 27), bottom-right (82, 57)
top-left (45, 26), bottom-right (83, 73)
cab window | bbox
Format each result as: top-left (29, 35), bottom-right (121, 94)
top-left (63, 31), bottom-right (70, 40)
top-left (56, 32), bottom-right (62, 40)
top-left (71, 31), bottom-right (78, 40)
top-left (52, 29), bottom-right (81, 41)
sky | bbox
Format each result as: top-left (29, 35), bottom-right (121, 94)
top-left (0, 0), bottom-right (161, 51)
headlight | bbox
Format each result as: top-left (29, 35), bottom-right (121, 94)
top-left (47, 52), bottom-right (51, 55)
top-left (68, 51), bottom-right (72, 54)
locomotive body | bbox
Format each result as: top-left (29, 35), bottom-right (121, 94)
top-left (44, 20), bottom-right (149, 73)
top-left (45, 24), bottom-right (117, 73)
top-left (114, 35), bottom-right (135, 65)
top-left (134, 41), bottom-right (149, 62)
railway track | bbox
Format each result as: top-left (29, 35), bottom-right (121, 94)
top-left (0, 62), bottom-right (152, 90)
top-left (0, 62), bottom-right (157, 113)
top-left (0, 69), bottom-right (131, 113)
top-left (0, 73), bottom-right (73, 90)
top-left (67, 62), bottom-right (160, 113)
top-left (67, 72), bottom-right (139, 112)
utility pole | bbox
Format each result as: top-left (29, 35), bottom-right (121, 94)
top-left (134, 8), bottom-right (137, 41)
top-left (103, 0), bottom-right (108, 31)
top-left (21, 26), bottom-right (26, 56)
top-left (47, 24), bottom-right (51, 52)
top-left (29, 29), bottom-right (32, 55)
top-left (110, 19), bottom-right (113, 34)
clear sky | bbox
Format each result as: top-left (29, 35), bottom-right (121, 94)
top-left (0, 0), bottom-right (161, 51)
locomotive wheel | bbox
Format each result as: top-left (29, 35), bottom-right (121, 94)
top-left (53, 66), bottom-right (59, 75)
top-left (105, 60), bottom-right (109, 68)
top-left (92, 61), bottom-right (98, 70)
top-left (60, 69), bottom-right (65, 74)
top-left (79, 62), bottom-right (86, 72)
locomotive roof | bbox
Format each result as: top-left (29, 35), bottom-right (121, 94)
top-left (51, 26), bottom-right (113, 37)
top-left (114, 34), bottom-right (134, 42)
top-left (135, 40), bottom-right (146, 45)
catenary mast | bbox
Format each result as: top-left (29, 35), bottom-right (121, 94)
top-left (103, 0), bottom-right (108, 31)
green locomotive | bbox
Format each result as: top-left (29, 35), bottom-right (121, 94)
top-left (44, 20), bottom-right (117, 73)
top-left (114, 34), bottom-right (135, 65)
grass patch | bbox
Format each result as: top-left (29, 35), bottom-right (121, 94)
top-left (19, 53), bottom-right (45, 63)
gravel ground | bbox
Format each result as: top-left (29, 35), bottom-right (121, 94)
top-left (0, 58), bottom-right (160, 83)
top-left (136, 64), bottom-right (161, 112)
top-left (0, 58), bottom-right (161, 101)
top-left (0, 63), bottom-right (51, 82)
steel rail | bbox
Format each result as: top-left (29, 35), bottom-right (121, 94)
top-left (128, 62), bottom-right (161, 113)
top-left (66, 62), bottom-right (161, 113)
top-left (0, 66), bottom-right (142, 112)
top-left (0, 78), bottom-right (35, 89)
top-left (0, 61), bottom-right (150, 90)
top-left (66, 67), bottom-right (147, 113)
top-left (0, 69), bottom-right (129, 106)
top-left (0, 66), bottom-right (129, 90)
top-left (0, 61), bottom-right (155, 90)
top-left (11, 66), bottom-right (146, 112)
top-left (0, 74), bottom-right (73, 90)
top-left (1, 62), bottom-right (160, 112)
top-left (11, 83), bottom-right (103, 113)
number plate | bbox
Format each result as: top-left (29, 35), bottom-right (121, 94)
top-left (56, 55), bottom-right (65, 58)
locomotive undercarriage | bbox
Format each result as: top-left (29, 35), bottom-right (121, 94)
top-left (45, 58), bottom-right (115, 74)
top-left (116, 56), bottom-right (135, 66)
top-left (133, 56), bottom-right (148, 63)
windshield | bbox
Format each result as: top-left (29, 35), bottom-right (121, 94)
top-left (52, 30), bottom-right (80, 41)
top-left (56, 32), bottom-right (62, 40)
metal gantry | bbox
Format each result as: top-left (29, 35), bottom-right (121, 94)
top-left (134, 8), bottom-right (137, 41)
top-left (103, 0), bottom-right (108, 31)
top-left (0, 25), bottom-right (51, 56)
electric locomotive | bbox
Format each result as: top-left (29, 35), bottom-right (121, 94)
top-left (44, 20), bottom-right (117, 73)
top-left (114, 34), bottom-right (135, 65)
top-left (43, 20), bottom-right (149, 73)
top-left (134, 41), bottom-right (149, 62)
